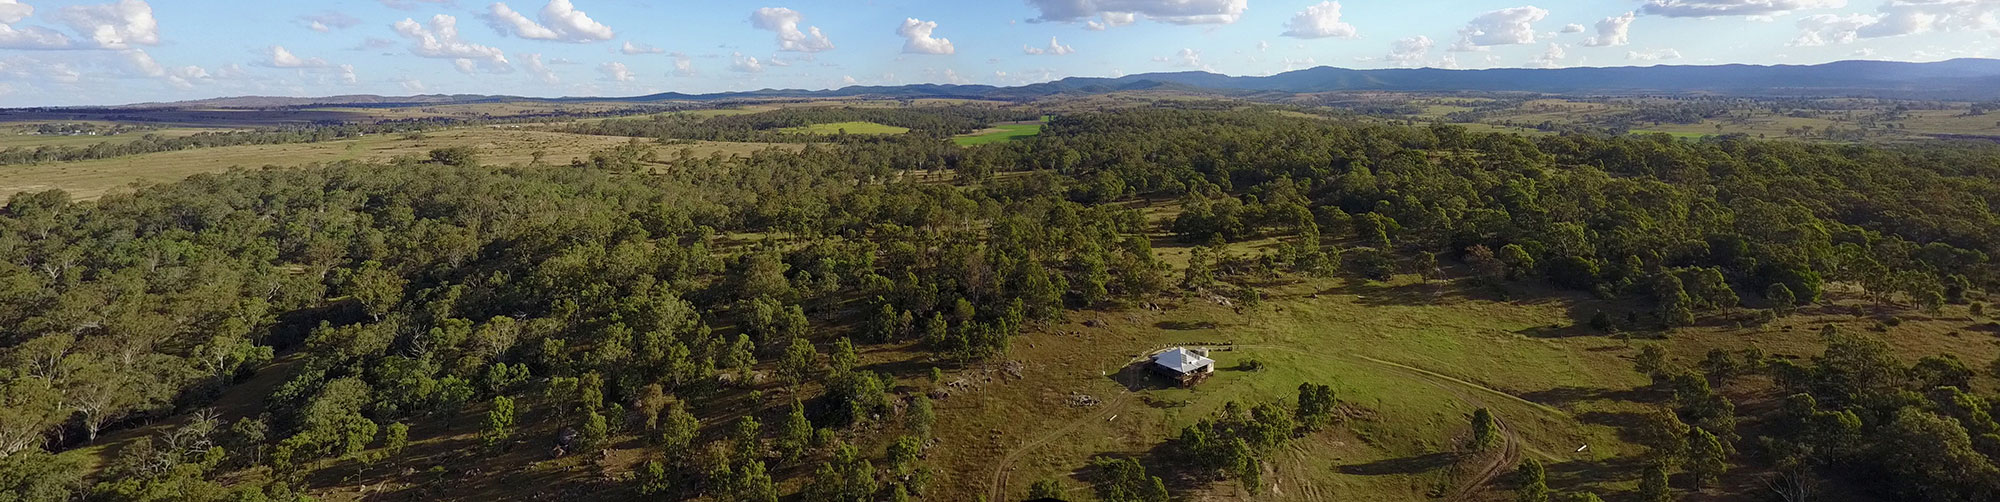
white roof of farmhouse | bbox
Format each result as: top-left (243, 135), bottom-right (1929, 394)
top-left (1152, 347), bottom-right (1214, 374)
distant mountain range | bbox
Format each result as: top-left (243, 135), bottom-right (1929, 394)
top-left (124, 59), bottom-right (2000, 109)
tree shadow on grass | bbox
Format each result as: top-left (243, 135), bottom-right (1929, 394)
top-left (1541, 456), bottom-right (1651, 496)
top-left (1516, 298), bottom-right (1655, 340)
top-left (1155, 320), bottom-right (1218, 331)
top-left (856, 357), bottom-right (941, 384)
top-left (1333, 452), bottom-right (1463, 476)
top-left (1328, 276), bottom-right (1661, 342)
top-left (1575, 411), bottom-right (1656, 443)
top-left (1333, 279), bottom-right (1473, 308)
top-left (1517, 324), bottom-right (1605, 339)
top-left (1968, 321), bottom-right (2000, 336)
top-left (1518, 386), bottom-right (1657, 408)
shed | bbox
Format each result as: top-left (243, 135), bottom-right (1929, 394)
top-left (1149, 347), bottom-right (1216, 387)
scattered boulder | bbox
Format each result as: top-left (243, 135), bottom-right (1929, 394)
top-left (1067, 393), bottom-right (1101, 407)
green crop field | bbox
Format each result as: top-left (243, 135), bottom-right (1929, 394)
top-left (776, 121), bottom-right (912, 135)
top-left (953, 123), bottom-right (1044, 146)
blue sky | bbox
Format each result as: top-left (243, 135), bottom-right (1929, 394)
top-left (0, 0), bottom-right (1996, 106)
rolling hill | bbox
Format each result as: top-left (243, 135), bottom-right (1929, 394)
top-left (67, 58), bottom-right (2000, 110)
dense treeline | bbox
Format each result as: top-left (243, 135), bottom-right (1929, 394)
top-left (0, 134), bottom-right (1163, 499)
top-left (1620, 325), bottom-right (2000, 501)
top-left (972, 109), bottom-right (1996, 318)
top-left (0, 107), bottom-right (676, 166)
top-left (1609, 102), bottom-right (1740, 126)
top-left (565, 105), bottom-right (1039, 142)
top-left (18, 123), bottom-right (162, 136)
top-left (0, 124), bottom-right (423, 165)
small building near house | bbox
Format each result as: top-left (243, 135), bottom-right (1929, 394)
top-left (1150, 347), bottom-right (1216, 387)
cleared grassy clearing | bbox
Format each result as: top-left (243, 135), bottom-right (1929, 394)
top-left (953, 123), bottom-right (1044, 146)
top-left (1415, 105), bottom-right (1475, 119)
top-left (932, 268), bottom-right (2000, 502)
top-left (930, 277), bottom-right (1640, 502)
top-left (776, 121), bottom-right (911, 135)
top-left (1894, 109), bottom-right (2000, 135)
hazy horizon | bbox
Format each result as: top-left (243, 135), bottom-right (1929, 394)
top-left (2, 0), bottom-right (1998, 107)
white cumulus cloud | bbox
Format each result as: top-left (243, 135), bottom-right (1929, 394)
top-left (266, 46), bottom-right (329, 68)
top-left (0, 0), bottom-right (32, 24)
top-left (751, 7), bottom-right (833, 52)
top-left (483, 0), bottom-right (615, 42)
top-left (670, 51), bottom-right (695, 76)
top-left (0, 1), bottom-right (70, 50)
top-left (1282, 1), bottom-right (1358, 39)
top-left (1028, 0), bottom-right (1247, 25)
top-left (622, 41), bottom-right (664, 54)
top-left (394, 15), bottom-right (513, 72)
top-left (301, 11), bottom-right (360, 33)
top-left (1452, 6), bottom-right (1549, 51)
top-left (1529, 42), bottom-right (1568, 68)
top-left (1627, 48), bottom-right (1685, 61)
top-left (1792, 1), bottom-right (2000, 45)
top-left (1164, 47), bottom-right (1209, 70)
top-left (730, 51), bottom-right (763, 73)
top-left (1085, 12), bottom-right (1138, 30)
top-left (1584, 11), bottom-right (1635, 47)
top-left (1793, 13), bottom-right (1873, 45)
top-left (1023, 36), bottom-right (1075, 55)
top-left (897, 18), bottom-right (954, 55)
top-left (53, 0), bottom-right (157, 49)
top-left (121, 48), bottom-right (206, 89)
top-left (1385, 35), bottom-right (1435, 67)
top-left (521, 52), bottom-right (558, 84)
top-left (599, 61), bottom-right (633, 82)
top-left (1641, 0), bottom-right (1847, 18)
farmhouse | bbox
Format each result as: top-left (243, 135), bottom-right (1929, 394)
top-left (1150, 347), bottom-right (1216, 387)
